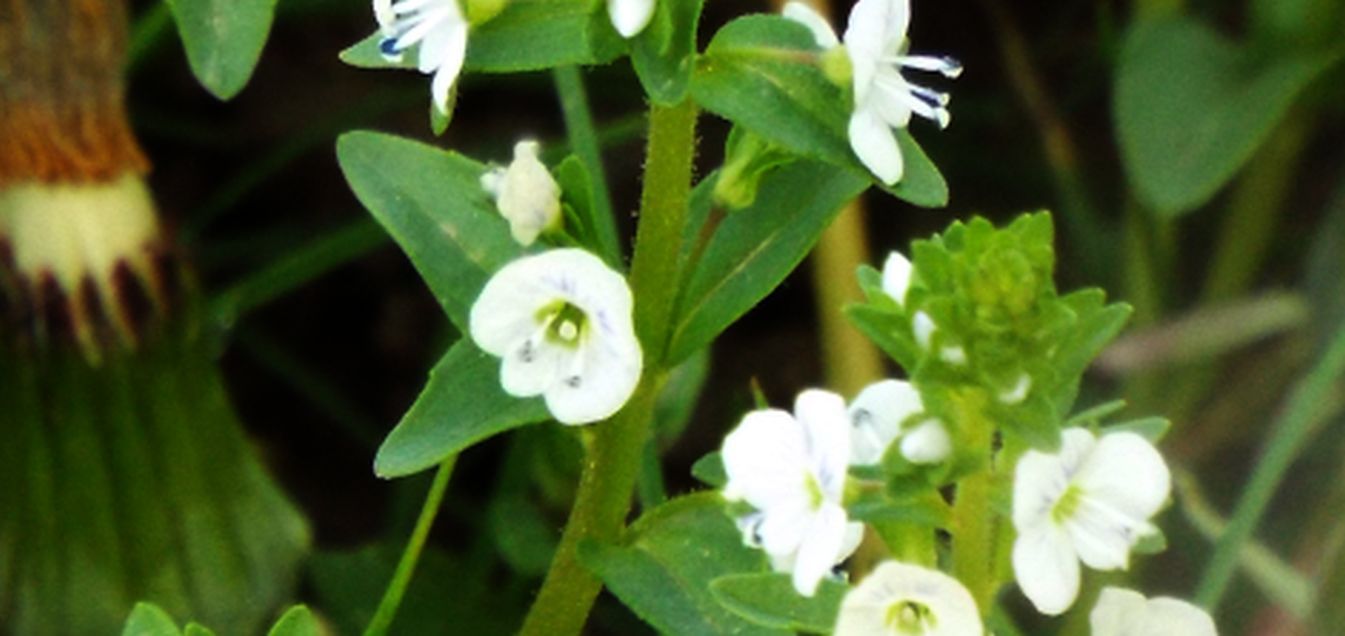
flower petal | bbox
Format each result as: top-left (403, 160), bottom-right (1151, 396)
top-left (1141, 597), bottom-right (1218, 636)
top-left (500, 338), bottom-right (566, 398)
top-left (1013, 522), bottom-right (1081, 615)
top-left (469, 262), bottom-right (556, 356)
top-left (1091, 587), bottom-right (1217, 636)
top-left (837, 561), bottom-right (982, 636)
top-left (881, 251), bottom-right (913, 305)
top-left (848, 379), bottom-right (922, 465)
top-left (1012, 446), bottom-right (1069, 529)
top-left (722, 409), bottom-right (810, 510)
top-left (791, 503), bottom-right (848, 596)
top-left (1073, 431), bottom-right (1171, 522)
top-left (1089, 587), bottom-right (1148, 636)
top-left (782, 2), bottom-right (839, 49)
top-left (794, 389), bottom-right (851, 500)
top-left (543, 327), bottom-right (642, 425)
top-left (429, 21), bottom-right (467, 114)
top-left (608, 0), bottom-right (656, 38)
top-left (1064, 497), bottom-right (1138, 571)
top-left (843, 0), bottom-right (908, 102)
top-left (848, 108), bottom-right (904, 185)
top-left (899, 418), bottom-right (950, 464)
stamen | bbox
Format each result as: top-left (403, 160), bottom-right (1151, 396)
top-left (908, 84), bottom-right (950, 107)
top-left (897, 54), bottom-right (963, 78)
top-left (557, 319), bottom-right (578, 341)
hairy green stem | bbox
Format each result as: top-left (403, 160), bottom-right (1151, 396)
top-left (1195, 324), bottom-right (1345, 610)
top-left (519, 100), bottom-right (698, 636)
top-left (363, 457), bottom-right (457, 636)
top-left (552, 66), bottom-right (620, 263)
top-left (950, 392), bottom-right (1002, 610)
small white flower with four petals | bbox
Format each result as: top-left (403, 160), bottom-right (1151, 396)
top-left (785, 0), bottom-right (961, 185)
top-left (469, 248), bottom-right (642, 425)
top-left (374, 0), bottom-right (469, 115)
top-left (481, 140), bottom-right (562, 246)
top-left (1090, 587), bottom-right (1217, 636)
top-left (1011, 428), bottom-right (1171, 615)
top-left (722, 389), bottom-right (864, 596)
top-left (833, 560), bottom-right (983, 635)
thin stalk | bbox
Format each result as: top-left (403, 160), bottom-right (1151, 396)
top-left (1195, 324), bottom-right (1345, 610)
top-left (810, 202), bottom-right (884, 397)
top-left (519, 100), bottom-right (698, 636)
top-left (553, 66), bottom-right (621, 263)
top-left (363, 457), bottom-right (457, 636)
top-left (950, 391), bottom-right (1001, 610)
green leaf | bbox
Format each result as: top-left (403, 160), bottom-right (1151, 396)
top-left (578, 494), bottom-right (788, 636)
top-left (374, 340), bottom-right (550, 478)
top-left (692, 15), bottom-right (947, 207)
top-left (1115, 17), bottom-right (1339, 216)
top-left (182, 625), bottom-right (215, 636)
top-left (710, 573), bottom-right (847, 633)
top-left (266, 606), bottom-right (319, 636)
top-left (122, 603), bottom-right (181, 636)
top-left (630, 0), bottom-right (705, 104)
top-left (1103, 416), bottom-right (1171, 442)
top-left (342, 1), bottom-right (621, 72)
top-left (690, 451), bottom-right (727, 488)
top-left (666, 160), bottom-right (869, 364)
top-left (166, 0), bottom-right (278, 100)
top-left (554, 155), bottom-right (621, 266)
top-left (1132, 526), bottom-right (1169, 555)
top-left (337, 130), bottom-right (525, 330)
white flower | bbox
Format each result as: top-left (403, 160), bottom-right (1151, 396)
top-left (845, 0), bottom-right (961, 185)
top-left (833, 561), bottom-right (983, 636)
top-left (722, 389), bottom-right (864, 596)
top-left (374, 0), bottom-right (469, 114)
top-left (1012, 428), bottom-right (1171, 615)
top-left (1090, 587), bottom-right (1217, 636)
top-left (480, 140), bottom-right (562, 246)
top-left (848, 380), bottom-right (949, 466)
top-left (608, 0), bottom-right (656, 38)
top-left (469, 248), bottom-right (642, 425)
top-left (881, 250), bottom-right (914, 306)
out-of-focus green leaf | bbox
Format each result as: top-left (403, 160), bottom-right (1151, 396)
top-left (1116, 17), bottom-right (1338, 216)
top-left (266, 606), bottom-right (318, 636)
top-left (340, 1), bottom-right (621, 72)
top-left (182, 624), bottom-right (215, 636)
top-left (630, 0), bottom-right (704, 104)
top-left (374, 340), bottom-right (550, 478)
top-left (710, 573), bottom-right (847, 633)
top-left (666, 160), bottom-right (869, 364)
top-left (122, 603), bottom-right (181, 636)
top-left (1101, 417), bottom-right (1171, 442)
top-left (691, 15), bottom-right (947, 207)
top-left (337, 130), bottom-right (524, 330)
top-left (166, 0), bottom-right (277, 99)
top-left (690, 451), bottom-right (727, 489)
top-left (578, 494), bottom-right (788, 636)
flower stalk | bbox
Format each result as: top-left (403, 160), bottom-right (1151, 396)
top-left (949, 389), bottom-right (1001, 612)
top-left (519, 99), bottom-right (698, 635)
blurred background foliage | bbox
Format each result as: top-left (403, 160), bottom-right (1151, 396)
top-left (56, 0), bottom-right (1345, 632)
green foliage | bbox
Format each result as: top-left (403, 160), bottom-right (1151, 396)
top-left (666, 159), bottom-right (869, 365)
top-left (1115, 17), bottom-right (1339, 216)
top-left (629, 0), bottom-right (705, 104)
top-left (692, 15), bottom-right (948, 207)
top-left (120, 604), bottom-right (316, 636)
top-left (709, 573), bottom-right (847, 633)
top-left (848, 213), bottom-right (1131, 452)
top-left (373, 340), bottom-right (550, 478)
top-left (578, 494), bottom-right (788, 635)
top-left (166, 0), bottom-right (278, 100)
top-left (340, 1), bottom-right (621, 73)
top-left (122, 603), bottom-right (180, 636)
top-left (336, 131), bottom-right (525, 331)
top-left (554, 155), bottom-right (621, 266)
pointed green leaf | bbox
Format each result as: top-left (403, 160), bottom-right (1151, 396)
top-left (182, 625), bottom-right (215, 636)
top-left (374, 340), bottom-right (550, 478)
top-left (578, 494), bottom-right (788, 636)
top-left (710, 573), bottom-right (847, 633)
top-left (690, 451), bottom-right (727, 488)
top-left (1116, 17), bottom-right (1339, 216)
top-left (166, 0), bottom-right (278, 100)
top-left (337, 130), bottom-right (525, 330)
top-left (666, 160), bottom-right (869, 364)
top-left (267, 606), bottom-right (319, 636)
top-left (122, 603), bottom-right (181, 636)
top-left (692, 15), bottom-right (947, 207)
top-left (630, 0), bottom-right (705, 104)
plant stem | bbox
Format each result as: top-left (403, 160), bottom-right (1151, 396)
top-left (363, 457), bottom-right (456, 636)
top-left (552, 65), bottom-right (621, 264)
top-left (950, 391), bottom-right (1001, 611)
top-left (519, 99), bottom-right (698, 636)
top-left (1195, 324), bottom-right (1345, 610)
